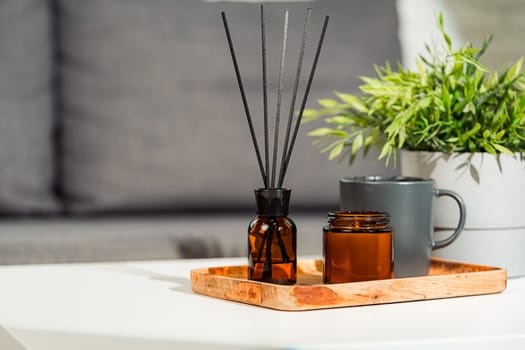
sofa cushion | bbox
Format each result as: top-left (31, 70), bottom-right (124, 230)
top-left (0, 0), bottom-right (58, 213)
top-left (57, 0), bottom-right (400, 212)
top-left (0, 213), bottom-right (325, 264)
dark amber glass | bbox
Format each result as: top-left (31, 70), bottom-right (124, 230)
top-left (323, 211), bottom-right (393, 284)
top-left (248, 215), bottom-right (297, 284)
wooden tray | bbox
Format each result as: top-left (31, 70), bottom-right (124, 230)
top-left (191, 258), bottom-right (506, 311)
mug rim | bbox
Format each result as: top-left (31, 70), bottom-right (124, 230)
top-left (340, 176), bottom-right (434, 184)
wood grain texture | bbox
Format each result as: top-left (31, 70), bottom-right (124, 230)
top-left (191, 258), bottom-right (507, 311)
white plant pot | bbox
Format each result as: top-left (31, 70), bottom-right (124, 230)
top-left (401, 150), bottom-right (525, 277)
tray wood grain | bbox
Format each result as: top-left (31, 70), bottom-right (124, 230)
top-left (191, 258), bottom-right (507, 311)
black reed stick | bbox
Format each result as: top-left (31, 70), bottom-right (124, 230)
top-left (260, 5), bottom-right (270, 189)
top-left (279, 15), bottom-right (329, 188)
top-left (270, 10), bottom-right (289, 189)
top-left (262, 224), bottom-right (274, 280)
top-left (221, 11), bottom-right (267, 186)
top-left (274, 217), bottom-right (290, 262)
top-left (278, 8), bottom-right (311, 188)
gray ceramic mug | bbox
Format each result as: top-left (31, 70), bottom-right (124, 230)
top-left (340, 176), bottom-right (466, 278)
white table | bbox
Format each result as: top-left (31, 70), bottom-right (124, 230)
top-left (0, 257), bottom-right (524, 350)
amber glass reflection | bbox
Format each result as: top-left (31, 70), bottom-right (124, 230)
top-left (248, 216), bottom-right (296, 284)
top-left (323, 211), bottom-right (393, 284)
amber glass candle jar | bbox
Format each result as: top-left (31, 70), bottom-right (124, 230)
top-left (323, 211), bottom-right (393, 284)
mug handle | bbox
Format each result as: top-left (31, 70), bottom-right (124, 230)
top-left (432, 188), bottom-right (467, 249)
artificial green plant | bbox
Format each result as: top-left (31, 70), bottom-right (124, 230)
top-left (305, 13), bottom-right (525, 166)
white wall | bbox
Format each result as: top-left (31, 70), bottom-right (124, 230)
top-left (397, 0), bottom-right (525, 69)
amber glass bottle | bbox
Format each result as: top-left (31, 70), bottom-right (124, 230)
top-left (323, 211), bottom-right (393, 284)
top-left (248, 189), bottom-right (296, 284)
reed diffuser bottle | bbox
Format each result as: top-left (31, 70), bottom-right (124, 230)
top-left (249, 189), bottom-right (296, 284)
top-left (222, 5), bottom-right (329, 284)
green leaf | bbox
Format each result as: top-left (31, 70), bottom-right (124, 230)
top-left (455, 54), bottom-right (489, 73)
top-left (318, 99), bottom-right (339, 108)
top-left (416, 58), bottom-right (427, 79)
top-left (463, 47), bottom-right (480, 56)
top-left (506, 57), bottom-right (523, 82)
top-left (398, 127), bottom-right (407, 148)
top-left (352, 134), bottom-right (364, 155)
top-left (437, 11), bottom-right (452, 49)
top-left (308, 128), bottom-right (336, 137)
top-left (493, 143), bottom-right (515, 156)
top-left (302, 109), bottom-right (318, 117)
top-left (378, 142), bottom-right (391, 160)
top-left (301, 109), bottom-right (322, 122)
top-left (329, 142), bottom-right (344, 160)
top-left (309, 128), bottom-right (348, 138)
top-left (443, 33), bottom-right (452, 48)
top-left (417, 97), bottom-right (432, 109)
top-left (495, 130), bottom-right (506, 139)
top-left (364, 133), bottom-right (375, 147)
top-left (463, 123), bottom-right (481, 139)
top-left (326, 116), bottom-right (354, 125)
top-left (334, 92), bottom-right (368, 113)
top-left (360, 76), bottom-right (382, 87)
top-left (462, 101), bottom-right (476, 114)
top-left (486, 72), bottom-right (499, 88)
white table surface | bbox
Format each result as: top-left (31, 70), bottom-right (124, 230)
top-left (0, 257), bottom-right (524, 350)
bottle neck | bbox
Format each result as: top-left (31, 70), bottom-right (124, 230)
top-left (254, 188), bottom-right (291, 216)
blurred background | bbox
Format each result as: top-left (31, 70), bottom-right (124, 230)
top-left (0, 0), bottom-right (523, 264)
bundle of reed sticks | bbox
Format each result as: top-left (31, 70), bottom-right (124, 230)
top-left (221, 5), bottom-right (329, 190)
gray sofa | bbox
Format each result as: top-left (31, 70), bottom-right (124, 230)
top-left (0, 0), bottom-right (399, 264)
